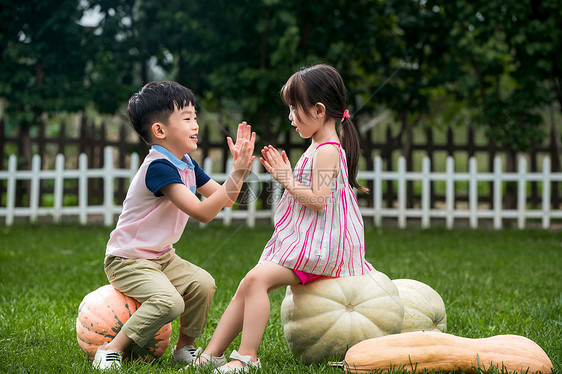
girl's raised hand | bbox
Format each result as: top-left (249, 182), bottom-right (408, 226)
top-left (260, 145), bottom-right (293, 188)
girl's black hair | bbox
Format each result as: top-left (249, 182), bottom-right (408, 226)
top-left (127, 81), bottom-right (196, 144)
top-left (280, 64), bottom-right (367, 192)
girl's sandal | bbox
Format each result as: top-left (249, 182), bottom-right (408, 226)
top-left (214, 350), bottom-right (261, 373)
top-left (183, 348), bottom-right (227, 370)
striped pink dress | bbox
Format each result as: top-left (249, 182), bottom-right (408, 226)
top-left (259, 142), bottom-right (373, 277)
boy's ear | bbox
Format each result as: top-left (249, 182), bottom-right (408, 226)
top-left (151, 122), bottom-right (166, 139)
top-left (315, 103), bottom-right (326, 119)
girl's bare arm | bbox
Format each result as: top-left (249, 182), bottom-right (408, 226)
top-left (260, 145), bottom-right (339, 211)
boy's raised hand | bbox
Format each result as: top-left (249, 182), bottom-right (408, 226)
top-left (227, 122), bottom-right (254, 159)
top-left (230, 124), bottom-right (256, 182)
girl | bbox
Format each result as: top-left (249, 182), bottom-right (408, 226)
top-left (193, 64), bottom-right (373, 372)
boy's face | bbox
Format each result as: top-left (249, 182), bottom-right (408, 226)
top-left (156, 102), bottom-right (199, 157)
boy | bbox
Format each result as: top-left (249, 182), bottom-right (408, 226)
top-left (93, 81), bottom-right (256, 369)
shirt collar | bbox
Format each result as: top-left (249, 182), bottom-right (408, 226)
top-left (151, 145), bottom-right (194, 170)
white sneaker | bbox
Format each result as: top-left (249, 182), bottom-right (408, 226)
top-left (93, 347), bottom-right (122, 370)
top-left (172, 345), bottom-right (200, 363)
top-left (214, 350), bottom-right (261, 373)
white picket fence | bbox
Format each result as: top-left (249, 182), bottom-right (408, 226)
top-left (1, 146), bottom-right (561, 229)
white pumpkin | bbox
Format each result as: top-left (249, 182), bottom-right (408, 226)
top-left (281, 270), bottom-right (403, 364)
top-left (392, 278), bottom-right (447, 333)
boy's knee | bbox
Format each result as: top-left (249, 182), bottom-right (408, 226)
top-left (160, 291), bottom-right (185, 320)
top-left (184, 270), bottom-right (216, 302)
top-left (195, 270), bottom-right (217, 299)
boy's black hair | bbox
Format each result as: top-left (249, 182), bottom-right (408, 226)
top-left (127, 81), bottom-right (196, 144)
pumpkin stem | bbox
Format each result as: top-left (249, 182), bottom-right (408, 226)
top-left (345, 303), bottom-right (356, 312)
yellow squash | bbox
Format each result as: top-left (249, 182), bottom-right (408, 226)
top-left (341, 331), bottom-right (553, 374)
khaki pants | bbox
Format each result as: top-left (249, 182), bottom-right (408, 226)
top-left (104, 248), bottom-right (216, 347)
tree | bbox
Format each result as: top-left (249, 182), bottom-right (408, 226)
top-left (442, 0), bottom-right (562, 153)
top-left (82, 0), bottom-right (148, 114)
top-left (337, 0), bottom-right (458, 163)
top-left (0, 0), bottom-right (91, 160)
top-left (2, 0), bottom-right (559, 162)
top-left (138, 0), bottom-right (398, 144)
top-left (502, 0), bottom-right (561, 169)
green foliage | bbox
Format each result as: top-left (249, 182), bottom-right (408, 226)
top-left (443, 0), bottom-right (560, 151)
top-left (1, 0), bottom-right (560, 152)
top-left (0, 223), bottom-right (560, 373)
top-left (0, 0), bottom-right (91, 126)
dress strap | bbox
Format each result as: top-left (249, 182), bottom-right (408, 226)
top-left (315, 142), bottom-right (341, 149)
top-left (311, 142), bottom-right (348, 188)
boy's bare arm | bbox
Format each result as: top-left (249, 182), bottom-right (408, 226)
top-left (162, 139), bottom-right (255, 223)
top-left (196, 122), bottom-right (256, 207)
top-left (161, 176), bottom-right (241, 223)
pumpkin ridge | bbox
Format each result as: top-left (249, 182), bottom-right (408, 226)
top-left (306, 313), bottom-right (354, 360)
top-left (293, 292), bottom-right (349, 309)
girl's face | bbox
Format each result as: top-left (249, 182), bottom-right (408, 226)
top-left (288, 105), bottom-right (321, 139)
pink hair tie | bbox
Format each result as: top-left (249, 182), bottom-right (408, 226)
top-left (341, 109), bottom-right (350, 122)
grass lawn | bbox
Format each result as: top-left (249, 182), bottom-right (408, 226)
top-left (0, 223), bottom-right (560, 373)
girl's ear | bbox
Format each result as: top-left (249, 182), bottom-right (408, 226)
top-left (315, 102), bottom-right (326, 119)
top-left (151, 122), bottom-right (166, 140)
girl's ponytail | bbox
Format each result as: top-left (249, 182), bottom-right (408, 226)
top-left (341, 116), bottom-right (369, 193)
